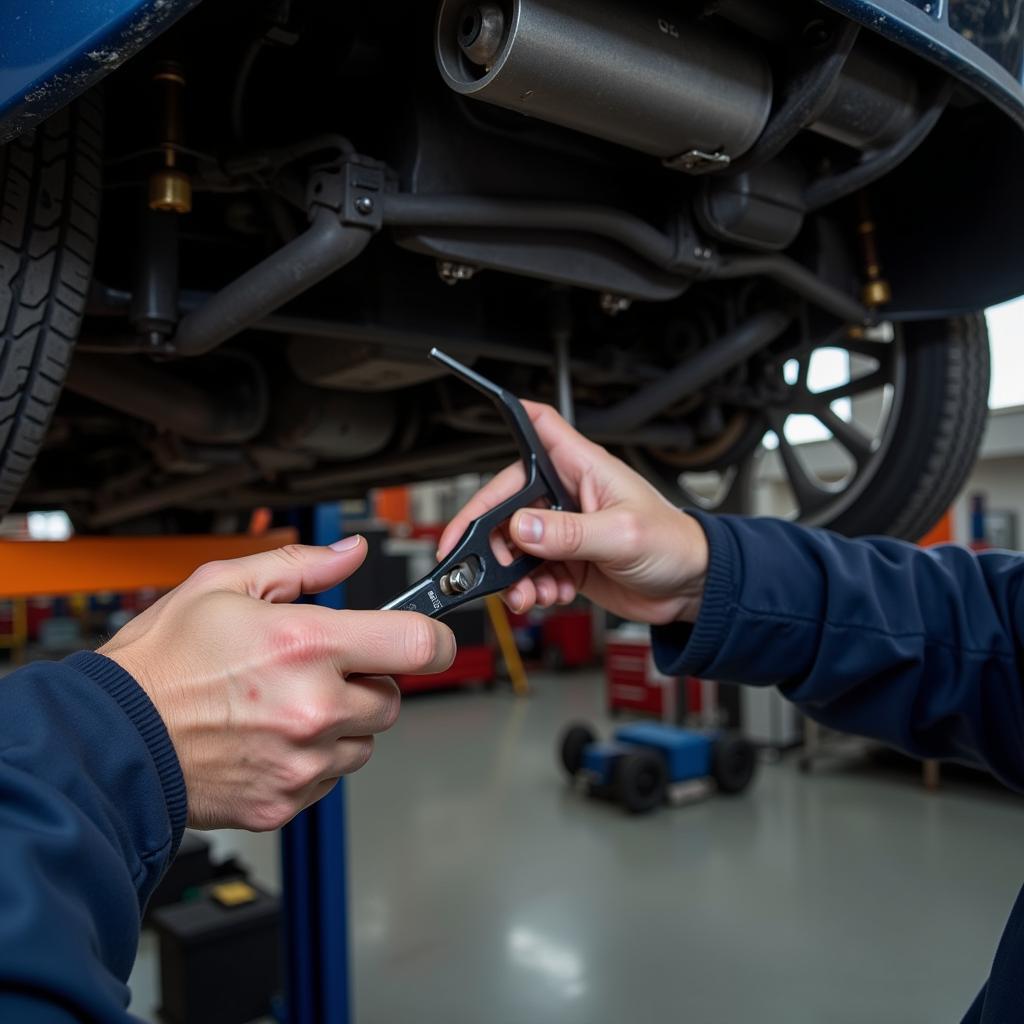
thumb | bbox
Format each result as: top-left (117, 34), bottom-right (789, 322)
top-left (510, 508), bottom-right (625, 565)
top-left (190, 535), bottom-right (367, 603)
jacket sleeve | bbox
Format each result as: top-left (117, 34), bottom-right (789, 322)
top-left (652, 512), bottom-right (1024, 790)
top-left (0, 651), bottom-right (187, 1021)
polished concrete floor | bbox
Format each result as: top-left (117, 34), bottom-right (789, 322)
top-left (131, 671), bottom-right (1024, 1023)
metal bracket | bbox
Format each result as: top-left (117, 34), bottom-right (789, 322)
top-left (666, 207), bottom-right (720, 278)
top-left (307, 156), bottom-right (390, 230)
top-left (664, 149), bottom-right (732, 174)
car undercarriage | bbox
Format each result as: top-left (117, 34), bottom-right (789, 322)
top-left (2, 0), bottom-right (1021, 535)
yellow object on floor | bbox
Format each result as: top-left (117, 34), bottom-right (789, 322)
top-left (485, 594), bottom-right (529, 696)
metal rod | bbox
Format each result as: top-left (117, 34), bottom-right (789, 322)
top-left (554, 333), bottom-right (574, 425)
top-left (548, 290), bottom-right (576, 425)
top-left (79, 309), bottom-right (584, 371)
top-left (88, 462), bottom-right (261, 529)
top-left (713, 258), bottom-right (866, 323)
top-left (170, 209), bottom-right (373, 356)
top-left (382, 193), bottom-right (678, 268)
top-left (552, 309), bottom-right (577, 425)
top-left (438, 409), bottom-right (694, 447)
top-left (258, 314), bottom-right (565, 369)
top-left (381, 193), bottom-right (867, 322)
top-left (289, 440), bottom-right (514, 493)
top-left (580, 310), bottom-right (792, 434)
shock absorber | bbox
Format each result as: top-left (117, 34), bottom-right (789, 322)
top-left (857, 193), bottom-right (891, 310)
top-left (132, 61), bottom-right (188, 348)
top-left (148, 61), bottom-right (191, 214)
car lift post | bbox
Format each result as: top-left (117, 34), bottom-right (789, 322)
top-left (280, 503), bottom-right (352, 1024)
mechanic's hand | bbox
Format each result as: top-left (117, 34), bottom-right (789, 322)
top-left (98, 537), bottom-right (454, 831)
top-left (438, 402), bottom-right (709, 625)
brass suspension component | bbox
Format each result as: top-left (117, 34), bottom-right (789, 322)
top-left (857, 193), bottom-right (891, 309)
top-left (149, 61), bottom-right (191, 214)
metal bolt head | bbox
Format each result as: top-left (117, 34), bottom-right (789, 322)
top-left (449, 564), bottom-right (475, 592)
top-left (599, 292), bottom-right (631, 316)
top-left (440, 561), bottom-right (477, 595)
top-left (354, 195), bottom-right (375, 215)
top-left (437, 261), bottom-right (477, 285)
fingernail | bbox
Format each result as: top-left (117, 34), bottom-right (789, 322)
top-left (517, 513), bottom-right (543, 543)
top-left (330, 535), bottom-right (362, 551)
top-left (509, 590), bottom-right (525, 612)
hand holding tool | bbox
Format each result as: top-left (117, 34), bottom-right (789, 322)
top-left (380, 349), bottom-right (577, 619)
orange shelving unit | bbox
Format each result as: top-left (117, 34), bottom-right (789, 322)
top-left (0, 529), bottom-right (298, 598)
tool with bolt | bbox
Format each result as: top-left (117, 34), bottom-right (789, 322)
top-left (379, 349), bottom-right (578, 619)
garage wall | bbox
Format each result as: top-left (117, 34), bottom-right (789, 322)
top-left (951, 455), bottom-right (1024, 550)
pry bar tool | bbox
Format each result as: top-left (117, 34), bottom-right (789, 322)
top-left (380, 348), bottom-right (577, 619)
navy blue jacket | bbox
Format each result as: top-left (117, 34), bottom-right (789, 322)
top-left (653, 513), bottom-right (1024, 1024)
top-left (0, 514), bottom-right (1021, 1020)
top-left (0, 651), bottom-right (186, 1022)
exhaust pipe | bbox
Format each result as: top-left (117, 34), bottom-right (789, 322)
top-left (436, 0), bottom-right (772, 169)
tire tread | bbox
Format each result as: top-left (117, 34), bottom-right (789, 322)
top-left (0, 95), bottom-right (102, 513)
top-left (846, 314), bottom-right (991, 541)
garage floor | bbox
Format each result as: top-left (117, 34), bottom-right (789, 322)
top-left (131, 671), bottom-right (1024, 1024)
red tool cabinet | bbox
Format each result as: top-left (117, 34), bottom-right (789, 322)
top-left (395, 644), bottom-right (495, 694)
top-left (605, 628), bottom-right (703, 722)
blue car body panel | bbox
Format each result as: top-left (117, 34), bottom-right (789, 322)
top-left (614, 723), bottom-right (714, 782)
top-left (0, 0), bottom-right (203, 144)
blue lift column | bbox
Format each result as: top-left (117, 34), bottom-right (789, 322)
top-left (280, 503), bottom-right (352, 1024)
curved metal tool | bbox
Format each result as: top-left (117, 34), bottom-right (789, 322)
top-left (380, 348), bottom-right (577, 618)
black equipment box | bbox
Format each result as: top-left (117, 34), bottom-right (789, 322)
top-left (150, 879), bottom-right (280, 1024)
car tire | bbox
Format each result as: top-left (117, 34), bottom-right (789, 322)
top-left (0, 92), bottom-right (102, 516)
top-left (825, 314), bottom-right (990, 540)
top-left (711, 733), bottom-right (757, 795)
top-left (614, 750), bottom-right (668, 814)
top-left (558, 722), bottom-right (596, 778)
top-left (629, 313), bottom-right (990, 541)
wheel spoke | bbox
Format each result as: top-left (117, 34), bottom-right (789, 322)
top-left (795, 356), bottom-right (808, 393)
top-left (718, 454), bottom-right (757, 515)
top-left (812, 403), bottom-right (874, 467)
top-left (813, 368), bottom-right (889, 402)
top-left (766, 411), bottom-right (833, 517)
top-left (840, 338), bottom-right (894, 361)
top-left (622, 322), bottom-right (901, 527)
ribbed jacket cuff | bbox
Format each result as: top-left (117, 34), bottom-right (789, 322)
top-left (65, 650), bottom-right (187, 853)
top-left (651, 509), bottom-right (739, 677)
